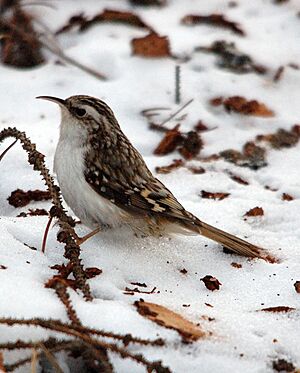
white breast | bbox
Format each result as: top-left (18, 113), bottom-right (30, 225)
top-left (54, 136), bottom-right (127, 230)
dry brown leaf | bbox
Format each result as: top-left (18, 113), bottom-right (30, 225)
top-left (198, 40), bottom-right (267, 75)
top-left (194, 120), bottom-right (209, 132)
top-left (187, 165), bottom-right (206, 174)
top-left (17, 208), bottom-right (48, 217)
top-left (135, 301), bottom-right (205, 341)
top-left (294, 281), bottom-right (300, 294)
top-left (201, 275), bottom-right (222, 291)
top-left (260, 306), bottom-right (296, 313)
top-left (153, 125), bottom-right (183, 155)
top-left (85, 267), bottom-right (103, 279)
top-left (220, 142), bottom-right (267, 170)
top-left (256, 126), bottom-right (300, 149)
top-left (57, 9), bottom-right (152, 34)
top-left (132, 32), bottom-right (171, 57)
top-left (8, 189), bottom-right (51, 208)
top-left (178, 131), bottom-right (203, 159)
top-left (224, 96), bottom-right (274, 116)
top-left (201, 190), bottom-right (230, 200)
top-left (272, 359), bottom-right (296, 373)
top-left (229, 173), bottom-right (249, 185)
top-left (155, 159), bottom-right (184, 174)
top-left (231, 262), bottom-right (242, 269)
top-left (210, 96), bottom-right (274, 117)
top-left (181, 13), bottom-right (245, 36)
top-left (244, 207), bottom-right (264, 217)
top-left (282, 193), bottom-right (294, 201)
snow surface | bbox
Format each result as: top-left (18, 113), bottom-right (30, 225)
top-left (1, 0), bottom-right (300, 372)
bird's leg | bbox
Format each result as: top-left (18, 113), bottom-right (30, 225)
top-left (74, 226), bottom-right (101, 245)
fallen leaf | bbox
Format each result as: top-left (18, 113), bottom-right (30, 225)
top-left (197, 40), bottom-right (266, 74)
top-left (244, 207), bottom-right (264, 217)
top-left (55, 13), bottom-right (87, 34)
top-left (85, 267), bottom-right (102, 279)
top-left (260, 306), bottom-right (295, 313)
top-left (272, 359), bottom-right (295, 373)
top-left (201, 190), bottom-right (230, 200)
top-left (155, 159), bottom-right (184, 174)
top-left (222, 96), bottom-right (274, 117)
top-left (135, 301), bottom-right (206, 341)
top-left (201, 275), bottom-right (222, 291)
top-left (57, 9), bottom-right (152, 34)
top-left (220, 141), bottom-right (267, 170)
top-left (210, 96), bottom-right (224, 106)
top-left (181, 13), bottom-right (245, 36)
top-left (187, 166), bottom-right (206, 174)
top-left (132, 32), bottom-right (171, 57)
top-left (229, 173), bottom-right (249, 185)
top-left (257, 126), bottom-right (300, 149)
top-left (153, 125), bottom-right (183, 155)
top-left (194, 120), bottom-right (209, 132)
top-left (294, 281), bottom-right (300, 294)
top-left (178, 131), bottom-right (203, 159)
top-left (17, 208), bottom-right (48, 217)
top-left (8, 189), bottom-right (51, 208)
top-left (231, 262), bottom-right (242, 269)
top-left (282, 193), bottom-right (294, 201)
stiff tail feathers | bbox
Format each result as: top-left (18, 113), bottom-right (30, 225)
top-left (184, 220), bottom-right (276, 263)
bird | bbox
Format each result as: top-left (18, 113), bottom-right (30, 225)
top-left (37, 94), bottom-right (273, 262)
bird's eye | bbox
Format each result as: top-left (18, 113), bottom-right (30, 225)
top-left (74, 107), bottom-right (86, 117)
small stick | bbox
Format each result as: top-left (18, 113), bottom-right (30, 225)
top-left (42, 216), bottom-right (53, 253)
top-left (0, 140), bottom-right (18, 161)
top-left (160, 98), bottom-right (194, 127)
top-left (175, 65), bottom-right (181, 104)
top-left (37, 343), bottom-right (64, 373)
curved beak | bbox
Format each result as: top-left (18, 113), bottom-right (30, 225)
top-left (36, 95), bottom-right (66, 107)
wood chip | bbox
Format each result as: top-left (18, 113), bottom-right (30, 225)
top-left (135, 301), bottom-right (206, 341)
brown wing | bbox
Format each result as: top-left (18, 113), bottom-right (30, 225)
top-left (84, 157), bottom-right (194, 223)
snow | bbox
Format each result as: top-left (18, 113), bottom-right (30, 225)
top-left (1, 0), bottom-right (300, 372)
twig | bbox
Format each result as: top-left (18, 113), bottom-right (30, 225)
top-left (42, 216), bottom-right (53, 253)
top-left (175, 65), bottom-right (181, 104)
top-left (0, 139), bottom-right (18, 161)
top-left (40, 38), bottom-right (107, 81)
top-left (38, 343), bottom-right (64, 373)
top-left (0, 128), bottom-right (92, 301)
top-left (0, 318), bottom-right (170, 372)
top-left (159, 98), bottom-right (193, 126)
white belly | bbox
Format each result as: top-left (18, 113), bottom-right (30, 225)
top-left (54, 139), bottom-right (127, 229)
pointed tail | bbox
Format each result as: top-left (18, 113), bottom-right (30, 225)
top-left (186, 220), bottom-right (276, 262)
